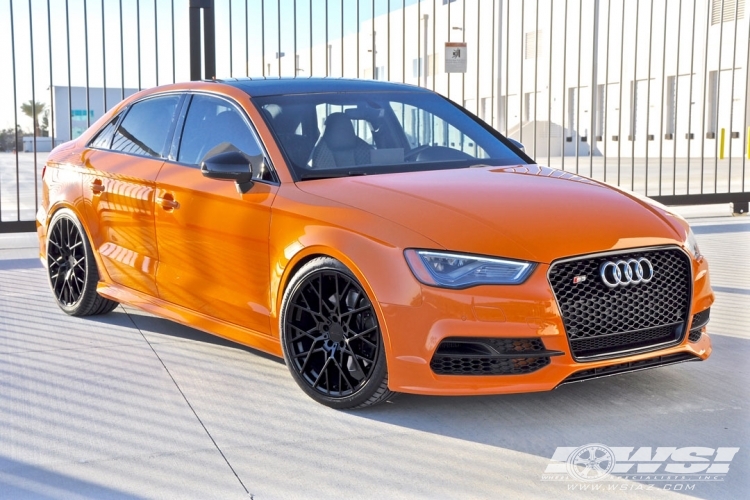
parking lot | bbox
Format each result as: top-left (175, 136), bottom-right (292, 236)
top-left (0, 210), bottom-right (748, 499)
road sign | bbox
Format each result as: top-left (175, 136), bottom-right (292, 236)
top-left (445, 42), bottom-right (467, 73)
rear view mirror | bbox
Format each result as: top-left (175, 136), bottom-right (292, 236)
top-left (507, 137), bottom-right (525, 153)
top-left (201, 151), bottom-right (254, 193)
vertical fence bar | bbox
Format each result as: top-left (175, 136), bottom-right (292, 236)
top-left (229, 0), bottom-right (233, 77)
top-left (533, 0), bottom-right (538, 159)
top-left (657, 0), bottom-right (667, 195)
top-left (699, 0), bottom-right (711, 194)
top-left (433, 0), bottom-right (436, 91)
top-left (388, 0), bottom-right (391, 81)
top-left (417, 0), bottom-right (421, 86)
top-left (727, 0), bottom-right (740, 192)
top-left (372, 0), bottom-right (375, 79)
top-left (630, 0), bottom-right (640, 191)
top-left (713, 0), bottom-right (726, 193)
top-left (589, 0), bottom-right (599, 178)
top-left (294, 0), bottom-right (297, 75)
top-left (262, 0), bottom-right (266, 75)
top-left (461, 0), bottom-right (465, 109)
top-left (309, 0), bottom-right (312, 76)
top-left (491, 0), bottom-right (496, 131)
top-left (66, 0), bottom-right (72, 140)
top-left (326, 0), bottom-right (329, 76)
top-left (673, 0), bottom-right (683, 195)
top-left (447, 0), bottom-right (451, 99)
top-left (102, 0), bottom-right (107, 112)
top-left (172, 0), bottom-right (176, 82)
top-left (341, 0), bottom-right (344, 77)
top-left (744, 17), bottom-right (749, 190)
top-left (547, 0), bottom-right (553, 166)
top-left (476, 0), bottom-right (480, 117)
top-left (402, 0), bottom-right (405, 83)
top-left (575, 0), bottom-right (582, 173)
top-left (245, 0), bottom-right (249, 76)
top-left (9, 0), bottom-right (17, 219)
top-left (278, 0), bottom-right (282, 77)
top-left (28, 0), bottom-right (38, 209)
top-left (119, 0), bottom-right (124, 99)
top-left (603, 0), bottom-right (611, 182)
top-left (561, 0), bottom-right (567, 168)
top-left (356, 0), bottom-right (359, 78)
top-left (154, 0), bottom-right (159, 84)
top-left (617, 0), bottom-right (624, 184)
top-left (47, 0), bottom-right (55, 149)
top-left (137, 0), bottom-right (142, 89)
top-left (644, 0), bottom-right (654, 195)
top-left (84, 0), bottom-right (90, 127)
top-left (686, 0), bottom-right (698, 193)
top-left (517, 1), bottom-right (522, 144)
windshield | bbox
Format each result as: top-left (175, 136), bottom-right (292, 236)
top-left (253, 91), bottom-right (528, 180)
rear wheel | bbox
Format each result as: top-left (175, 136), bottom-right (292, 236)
top-left (280, 257), bottom-right (396, 409)
top-left (46, 209), bottom-right (119, 316)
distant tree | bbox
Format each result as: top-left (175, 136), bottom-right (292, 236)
top-left (20, 100), bottom-right (46, 136)
top-left (0, 126), bottom-right (25, 152)
top-left (40, 109), bottom-right (50, 137)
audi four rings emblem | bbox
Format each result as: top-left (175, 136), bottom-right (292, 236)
top-left (599, 258), bottom-right (655, 288)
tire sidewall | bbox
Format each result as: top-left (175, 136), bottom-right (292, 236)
top-left (279, 257), bottom-right (388, 409)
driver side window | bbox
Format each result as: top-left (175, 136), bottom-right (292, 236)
top-left (178, 94), bottom-right (265, 168)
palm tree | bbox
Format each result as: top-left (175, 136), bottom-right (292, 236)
top-left (20, 100), bottom-right (46, 136)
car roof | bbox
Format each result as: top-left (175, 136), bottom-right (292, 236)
top-left (214, 77), bottom-right (432, 97)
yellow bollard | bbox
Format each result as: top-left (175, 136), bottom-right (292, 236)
top-left (719, 128), bottom-right (725, 159)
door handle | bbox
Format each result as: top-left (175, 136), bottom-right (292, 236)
top-left (156, 194), bottom-right (180, 210)
top-left (90, 179), bottom-right (105, 194)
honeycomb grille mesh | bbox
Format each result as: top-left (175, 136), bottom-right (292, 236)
top-left (548, 248), bottom-right (691, 358)
top-left (431, 355), bottom-right (550, 375)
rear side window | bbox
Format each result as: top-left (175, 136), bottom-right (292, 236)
top-left (88, 115), bottom-right (120, 149)
top-left (111, 95), bottom-right (180, 158)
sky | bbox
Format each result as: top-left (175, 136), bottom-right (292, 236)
top-left (1, 0), bottom-right (421, 131)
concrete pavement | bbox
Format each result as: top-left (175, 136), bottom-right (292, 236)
top-left (0, 209), bottom-right (748, 499)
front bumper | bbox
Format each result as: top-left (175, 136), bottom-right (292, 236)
top-left (380, 254), bottom-right (713, 395)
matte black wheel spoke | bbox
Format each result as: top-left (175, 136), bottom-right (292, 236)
top-left (285, 268), bottom-right (381, 398)
top-left (48, 217), bottom-right (86, 307)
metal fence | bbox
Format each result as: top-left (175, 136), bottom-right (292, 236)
top-left (2, 0), bottom-right (749, 232)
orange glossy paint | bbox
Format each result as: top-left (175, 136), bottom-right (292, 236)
top-left (37, 81), bottom-right (713, 396)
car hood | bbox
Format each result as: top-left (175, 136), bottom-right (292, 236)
top-left (295, 165), bottom-right (686, 264)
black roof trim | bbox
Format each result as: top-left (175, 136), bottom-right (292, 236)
top-left (210, 77), bottom-right (432, 97)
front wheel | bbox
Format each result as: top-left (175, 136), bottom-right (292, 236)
top-left (46, 209), bottom-right (119, 316)
top-left (280, 257), bottom-right (396, 409)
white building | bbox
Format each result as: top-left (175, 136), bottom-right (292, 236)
top-left (266, 0), bottom-right (749, 159)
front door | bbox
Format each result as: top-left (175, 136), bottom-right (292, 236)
top-left (154, 93), bottom-right (278, 336)
top-left (82, 94), bottom-right (182, 296)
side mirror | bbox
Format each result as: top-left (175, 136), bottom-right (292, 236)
top-left (201, 151), bottom-right (254, 193)
top-left (507, 137), bottom-right (525, 153)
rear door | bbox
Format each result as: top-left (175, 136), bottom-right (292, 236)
top-left (154, 93), bottom-right (278, 336)
top-left (82, 94), bottom-right (182, 296)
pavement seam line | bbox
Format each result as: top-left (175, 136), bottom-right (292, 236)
top-left (121, 307), bottom-right (251, 495)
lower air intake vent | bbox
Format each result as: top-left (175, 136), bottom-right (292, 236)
top-left (430, 337), bottom-right (562, 376)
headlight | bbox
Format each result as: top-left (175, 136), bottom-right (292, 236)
top-left (404, 249), bottom-right (535, 288)
top-left (686, 228), bottom-right (702, 260)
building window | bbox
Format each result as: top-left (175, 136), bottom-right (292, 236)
top-left (666, 76), bottom-right (676, 135)
top-left (524, 30), bottom-right (544, 59)
top-left (711, 0), bottom-right (745, 24)
top-left (374, 66), bottom-right (386, 80)
top-left (707, 71), bottom-right (718, 133)
top-left (412, 58), bottom-right (422, 78)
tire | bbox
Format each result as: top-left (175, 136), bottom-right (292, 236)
top-left (280, 257), bottom-right (396, 409)
top-left (46, 209), bottom-right (119, 317)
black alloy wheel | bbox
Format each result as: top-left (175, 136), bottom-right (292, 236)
top-left (46, 209), bottom-right (119, 316)
top-left (280, 257), bottom-right (395, 409)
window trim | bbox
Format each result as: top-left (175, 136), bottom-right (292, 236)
top-left (86, 109), bottom-right (128, 151)
top-left (167, 90), bottom-right (279, 185)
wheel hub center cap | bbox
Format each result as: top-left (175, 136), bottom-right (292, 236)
top-left (329, 322), bottom-right (345, 343)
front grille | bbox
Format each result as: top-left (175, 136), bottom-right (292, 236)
top-left (548, 248), bottom-right (692, 360)
top-left (430, 337), bottom-right (560, 375)
top-left (688, 329), bottom-right (703, 342)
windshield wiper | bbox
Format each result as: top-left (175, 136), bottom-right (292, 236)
top-left (298, 171), bottom-right (369, 180)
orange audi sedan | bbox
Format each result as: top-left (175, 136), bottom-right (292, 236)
top-left (37, 78), bottom-right (713, 409)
